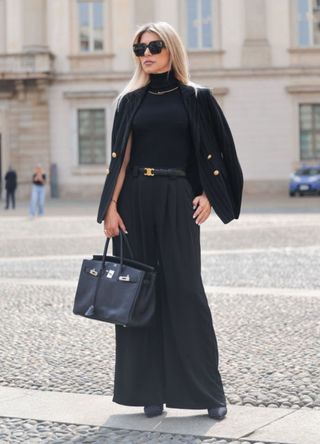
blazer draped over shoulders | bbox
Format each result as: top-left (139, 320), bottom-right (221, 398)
top-left (97, 82), bottom-right (243, 225)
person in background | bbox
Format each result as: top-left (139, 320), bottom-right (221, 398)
top-left (4, 166), bottom-right (17, 210)
top-left (29, 164), bottom-right (46, 217)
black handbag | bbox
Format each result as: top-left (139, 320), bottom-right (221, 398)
top-left (73, 230), bottom-right (157, 327)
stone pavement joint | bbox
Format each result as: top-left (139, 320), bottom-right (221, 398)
top-left (1, 277), bottom-right (319, 298)
top-left (0, 387), bottom-right (317, 444)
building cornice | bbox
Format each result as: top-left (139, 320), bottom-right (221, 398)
top-left (286, 84), bottom-right (320, 94)
top-left (63, 90), bottom-right (118, 100)
top-left (50, 66), bottom-right (320, 84)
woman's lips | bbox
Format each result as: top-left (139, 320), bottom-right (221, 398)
top-left (144, 61), bottom-right (155, 65)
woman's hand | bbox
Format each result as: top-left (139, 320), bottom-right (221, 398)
top-left (192, 193), bottom-right (212, 225)
top-left (103, 202), bottom-right (128, 237)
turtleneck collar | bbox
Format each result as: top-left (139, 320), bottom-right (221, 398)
top-left (148, 69), bottom-right (180, 92)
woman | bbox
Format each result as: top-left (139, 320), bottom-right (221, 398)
top-left (97, 22), bottom-right (243, 419)
top-left (29, 164), bottom-right (46, 217)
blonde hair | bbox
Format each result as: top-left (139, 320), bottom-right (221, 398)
top-left (115, 21), bottom-right (201, 108)
top-left (34, 164), bottom-right (44, 174)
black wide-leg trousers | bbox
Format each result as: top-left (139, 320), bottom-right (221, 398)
top-left (111, 168), bottom-right (226, 409)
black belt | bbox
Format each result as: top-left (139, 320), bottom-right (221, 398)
top-left (129, 165), bottom-right (186, 177)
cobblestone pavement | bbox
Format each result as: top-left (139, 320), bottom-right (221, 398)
top-left (0, 206), bottom-right (319, 442)
top-left (0, 417), bottom-right (291, 444)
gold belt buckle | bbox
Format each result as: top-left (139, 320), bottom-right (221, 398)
top-left (144, 167), bottom-right (155, 176)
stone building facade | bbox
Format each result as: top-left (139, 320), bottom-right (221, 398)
top-left (0, 0), bottom-right (320, 199)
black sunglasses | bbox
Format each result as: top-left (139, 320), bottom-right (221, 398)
top-left (133, 40), bottom-right (166, 57)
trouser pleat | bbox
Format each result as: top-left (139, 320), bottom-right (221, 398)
top-left (111, 171), bottom-right (226, 409)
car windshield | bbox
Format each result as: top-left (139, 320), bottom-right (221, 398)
top-left (295, 168), bottom-right (320, 176)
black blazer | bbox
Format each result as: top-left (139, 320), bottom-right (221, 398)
top-left (97, 82), bottom-right (243, 224)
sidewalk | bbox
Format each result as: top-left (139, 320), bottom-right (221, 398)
top-left (2, 386), bottom-right (319, 444)
top-left (1, 190), bottom-right (320, 218)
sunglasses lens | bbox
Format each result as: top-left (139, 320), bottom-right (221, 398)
top-left (133, 40), bottom-right (165, 57)
top-left (133, 44), bottom-right (145, 56)
top-left (149, 41), bottom-right (163, 54)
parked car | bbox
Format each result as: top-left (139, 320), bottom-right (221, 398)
top-left (289, 165), bottom-right (320, 196)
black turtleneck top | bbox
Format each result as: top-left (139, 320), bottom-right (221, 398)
top-left (130, 70), bottom-right (195, 170)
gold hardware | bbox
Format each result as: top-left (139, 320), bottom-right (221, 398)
top-left (112, 152), bottom-right (117, 158)
top-left (106, 168), bottom-right (110, 175)
top-left (213, 169), bottom-right (220, 176)
top-left (144, 167), bottom-right (155, 176)
top-left (207, 154), bottom-right (212, 159)
top-left (148, 86), bottom-right (179, 95)
top-left (89, 268), bottom-right (98, 276)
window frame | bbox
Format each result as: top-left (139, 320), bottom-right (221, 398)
top-left (77, 0), bottom-right (104, 53)
top-left (180, 0), bottom-right (220, 52)
top-left (296, 0), bottom-right (320, 47)
top-left (75, 105), bottom-right (108, 168)
top-left (299, 103), bottom-right (320, 160)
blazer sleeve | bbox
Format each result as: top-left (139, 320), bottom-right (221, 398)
top-left (205, 89), bottom-right (244, 219)
top-left (96, 94), bottom-right (130, 224)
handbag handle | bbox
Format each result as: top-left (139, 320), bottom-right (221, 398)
top-left (102, 229), bottom-right (134, 270)
top-left (83, 230), bottom-right (135, 318)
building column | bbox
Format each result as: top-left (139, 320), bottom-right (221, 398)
top-left (241, 0), bottom-right (271, 67)
top-left (22, 0), bottom-right (48, 52)
top-left (0, 0), bottom-right (6, 52)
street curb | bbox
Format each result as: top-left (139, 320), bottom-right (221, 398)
top-left (0, 387), bottom-right (319, 443)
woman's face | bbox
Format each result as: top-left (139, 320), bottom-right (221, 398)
top-left (137, 31), bottom-right (171, 74)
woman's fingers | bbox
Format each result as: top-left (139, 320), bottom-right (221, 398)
top-left (118, 216), bottom-right (128, 234)
top-left (194, 207), bottom-right (210, 225)
top-left (195, 208), bottom-right (211, 225)
top-left (103, 227), bottom-right (112, 237)
top-left (103, 215), bottom-right (127, 238)
top-left (192, 196), bottom-right (211, 225)
top-left (193, 202), bottom-right (209, 219)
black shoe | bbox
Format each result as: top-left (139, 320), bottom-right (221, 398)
top-left (144, 404), bottom-right (164, 418)
top-left (207, 405), bottom-right (227, 420)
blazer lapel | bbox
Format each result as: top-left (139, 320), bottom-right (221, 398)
top-left (130, 85), bottom-right (149, 116)
top-left (179, 83), bottom-right (200, 153)
top-left (118, 85), bottom-right (148, 156)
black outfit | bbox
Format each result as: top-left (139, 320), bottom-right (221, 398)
top-left (32, 173), bottom-right (46, 185)
top-left (112, 70), bottom-right (226, 409)
top-left (5, 170), bottom-right (17, 209)
top-left (131, 71), bottom-right (193, 168)
top-left (97, 78), bottom-right (243, 226)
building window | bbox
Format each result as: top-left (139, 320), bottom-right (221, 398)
top-left (186, 0), bottom-right (213, 49)
top-left (78, 109), bottom-right (106, 164)
top-left (78, 0), bottom-right (104, 52)
top-left (299, 104), bottom-right (320, 159)
top-left (297, 0), bottom-right (320, 46)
